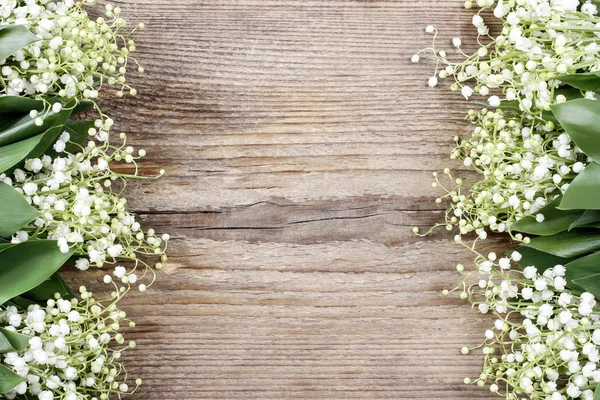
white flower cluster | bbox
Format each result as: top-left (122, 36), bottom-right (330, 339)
top-left (429, 108), bottom-right (587, 237)
top-left (1, 119), bottom-right (168, 291)
top-left (411, 0), bottom-right (599, 239)
top-left (415, 0), bottom-right (600, 113)
top-left (416, 0), bottom-right (600, 398)
top-left (0, 2), bottom-right (161, 399)
top-left (0, 288), bottom-right (140, 400)
top-left (456, 253), bottom-right (600, 399)
top-left (0, 0), bottom-right (143, 100)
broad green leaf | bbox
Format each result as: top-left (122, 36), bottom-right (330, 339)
top-left (0, 182), bottom-right (38, 237)
top-left (0, 108), bottom-right (69, 147)
top-left (0, 114), bottom-right (18, 131)
top-left (45, 120), bottom-right (95, 158)
top-left (0, 134), bottom-right (40, 173)
top-left (513, 246), bottom-right (579, 272)
top-left (541, 89), bottom-right (586, 124)
top-left (595, 383), bottom-right (600, 400)
top-left (0, 364), bottom-right (24, 393)
top-left (0, 240), bottom-right (74, 305)
top-left (560, 163), bottom-right (600, 210)
top-left (0, 97), bottom-right (43, 114)
top-left (556, 71), bottom-right (600, 92)
top-left (578, 222), bottom-right (600, 229)
top-left (0, 102), bottom-right (73, 174)
top-left (555, 87), bottom-right (586, 100)
top-left (565, 252), bottom-right (600, 291)
top-left (510, 197), bottom-right (583, 236)
top-left (71, 101), bottom-right (94, 115)
top-left (22, 273), bottom-right (74, 301)
top-left (25, 126), bottom-right (64, 161)
top-left (0, 97), bottom-right (91, 115)
top-left (24, 101), bottom-right (74, 161)
top-left (551, 99), bottom-right (600, 164)
top-left (522, 229), bottom-right (600, 258)
top-left (570, 210), bottom-right (600, 230)
top-left (0, 244), bottom-right (15, 253)
top-left (0, 334), bottom-right (14, 353)
top-left (0, 25), bottom-right (39, 62)
top-left (573, 273), bottom-right (600, 298)
top-left (67, 120), bottom-right (95, 145)
top-left (0, 329), bottom-right (29, 352)
top-left (6, 296), bottom-right (36, 311)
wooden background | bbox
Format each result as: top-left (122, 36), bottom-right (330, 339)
top-left (65, 1), bottom-right (512, 399)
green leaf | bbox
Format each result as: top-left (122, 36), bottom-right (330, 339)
top-left (513, 246), bottom-right (579, 272)
top-left (0, 182), bottom-right (39, 238)
top-left (0, 334), bottom-right (14, 353)
top-left (0, 329), bottom-right (30, 352)
top-left (6, 296), bottom-right (37, 311)
top-left (0, 102), bottom-right (74, 174)
top-left (0, 114), bottom-right (19, 132)
top-left (510, 197), bottom-right (583, 236)
top-left (0, 244), bottom-right (15, 253)
top-left (573, 273), bottom-right (600, 298)
top-left (0, 240), bottom-right (74, 305)
top-left (0, 25), bottom-right (39, 62)
top-left (71, 101), bottom-right (94, 115)
top-left (45, 120), bottom-right (95, 158)
top-left (556, 87), bottom-right (586, 100)
top-left (25, 126), bottom-right (64, 161)
top-left (0, 109), bottom-right (70, 147)
top-left (560, 163), bottom-right (600, 210)
top-left (0, 364), bottom-right (24, 394)
top-left (565, 252), bottom-right (600, 291)
top-left (66, 120), bottom-right (95, 147)
top-left (21, 273), bottom-right (74, 301)
top-left (570, 210), bottom-right (600, 230)
top-left (0, 97), bottom-right (43, 114)
top-left (0, 97), bottom-right (91, 116)
top-left (522, 229), bottom-right (600, 258)
top-left (551, 99), bottom-right (600, 164)
top-left (0, 134), bottom-right (41, 173)
top-left (556, 71), bottom-right (600, 92)
top-left (595, 383), bottom-right (600, 400)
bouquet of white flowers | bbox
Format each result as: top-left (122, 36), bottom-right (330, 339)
top-left (417, 1), bottom-right (600, 399)
top-left (0, 2), bottom-right (167, 399)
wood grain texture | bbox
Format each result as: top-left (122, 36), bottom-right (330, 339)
top-left (63, 1), bottom-right (513, 399)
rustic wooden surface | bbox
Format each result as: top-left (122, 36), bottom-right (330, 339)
top-left (65, 1), bottom-right (513, 399)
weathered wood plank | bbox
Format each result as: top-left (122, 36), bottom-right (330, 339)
top-left (64, 0), bottom-right (507, 398)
